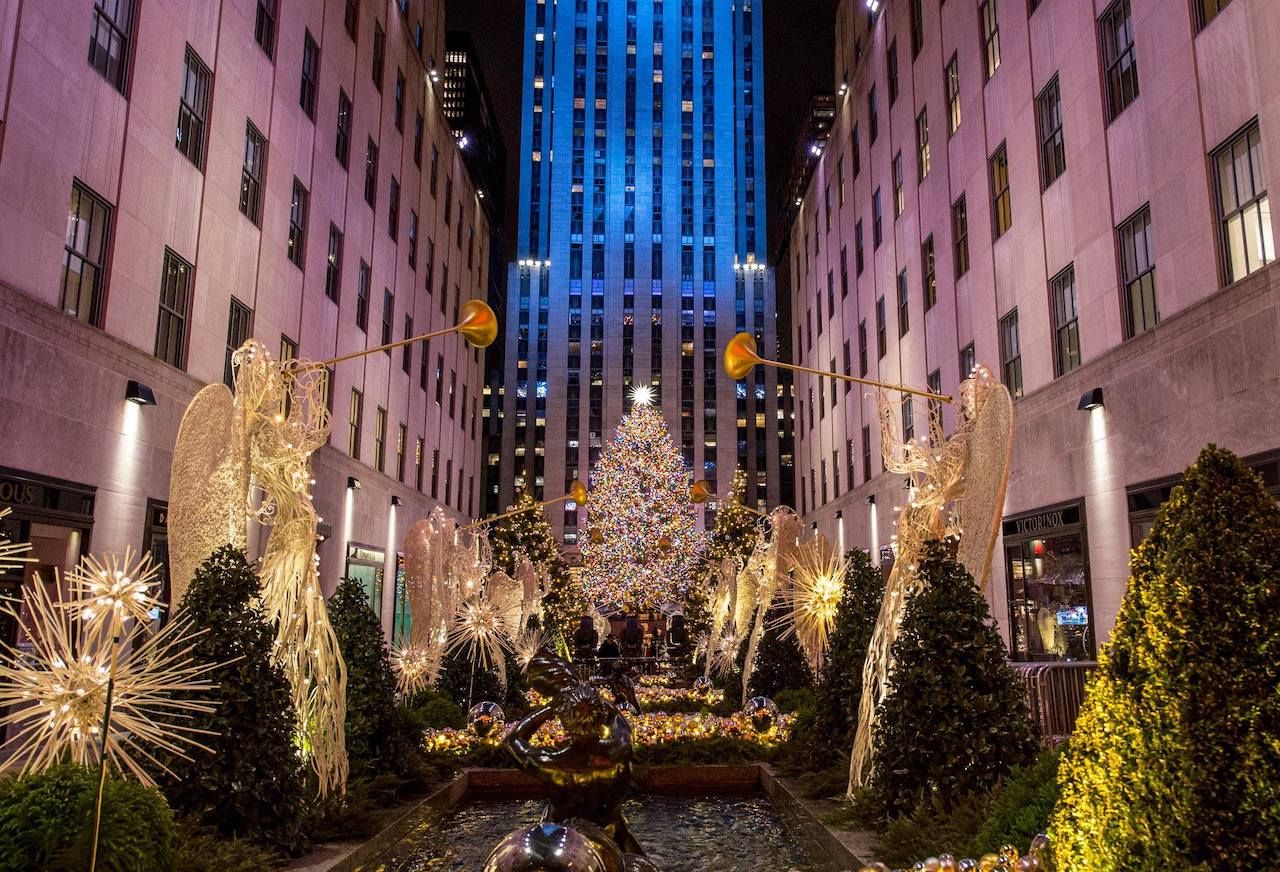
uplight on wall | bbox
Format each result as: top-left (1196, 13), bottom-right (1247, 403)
top-left (1078, 387), bottom-right (1104, 411)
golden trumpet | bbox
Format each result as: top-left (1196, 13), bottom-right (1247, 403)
top-left (466, 479), bottom-right (588, 529)
top-left (723, 331), bottom-right (952, 404)
top-left (310, 300), bottom-right (499, 368)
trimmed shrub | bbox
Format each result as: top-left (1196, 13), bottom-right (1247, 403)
top-left (747, 602), bottom-right (814, 700)
top-left (328, 577), bottom-right (410, 778)
top-left (403, 685), bottom-right (466, 731)
top-left (870, 541), bottom-right (1037, 817)
top-left (968, 747), bottom-right (1060, 856)
top-left (156, 545), bottom-right (307, 852)
top-left (1051, 446), bottom-right (1280, 870)
top-left (0, 765), bottom-right (176, 872)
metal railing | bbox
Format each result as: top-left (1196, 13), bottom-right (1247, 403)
top-left (1013, 660), bottom-right (1097, 742)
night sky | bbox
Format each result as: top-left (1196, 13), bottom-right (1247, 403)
top-left (444, 0), bottom-right (838, 257)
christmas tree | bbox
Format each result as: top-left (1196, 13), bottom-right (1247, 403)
top-left (489, 491), bottom-right (590, 646)
top-left (156, 546), bottom-right (307, 852)
top-left (869, 541), bottom-right (1037, 817)
top-left (1051, 447), bottom-right (1280, 869)
top-left (581, 404), bottom-right (703, 607)
top-left (746, 601), bottom-right (814, 700)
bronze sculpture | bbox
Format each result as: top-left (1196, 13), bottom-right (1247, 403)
top-left (504, 650), bottom-right (645, 858)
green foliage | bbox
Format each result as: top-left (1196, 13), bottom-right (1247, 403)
top-left (773, 687), bottom-right (816, 715)
top-left (870, 541), bottom-right (1037, 817)
top-left (402, 686), bottom-right (466, 730)
top-left (1051, 446), bottom-right (1280, 871)
top-left (329, 576), bottom-right (411, 779)
top-left (0, 765), bottom-right (176, 872)
top-left (746, 603), bottom-right (814, 700)
top-left (156, 545), bottom-right (307, 852)
top-left (435, 648), bottom-right (508, 711)
top-left (808, 549), bottom-right (884, 768)
top-left (969, 747), bottom-right (1060, 856)
top-left (173, 822), bottom-right (281, 872)
top-left (873, 796), bottom-right (992, 867)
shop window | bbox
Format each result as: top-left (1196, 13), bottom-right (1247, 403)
top-left (1004, 504), bottom-right (1094, 661)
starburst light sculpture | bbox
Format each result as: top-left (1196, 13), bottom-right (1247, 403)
top-left (774, 534), bottom-right (847, 673)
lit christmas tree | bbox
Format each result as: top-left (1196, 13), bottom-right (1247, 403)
top-left (581, 403), bottom-right (703, 608)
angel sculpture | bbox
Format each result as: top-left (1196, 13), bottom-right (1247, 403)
top-left (848, 366), bottom-right (1013, 793)
top-left (167, 340), bottom-right (347, 795)
top-left (738, 507), bottom-right (802, 702)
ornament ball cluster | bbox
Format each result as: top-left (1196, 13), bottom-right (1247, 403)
top-left (858, 835), bottom-right (1050, 872)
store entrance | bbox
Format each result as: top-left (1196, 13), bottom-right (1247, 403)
top-left (1002, 502), bottom-right (1094, 662)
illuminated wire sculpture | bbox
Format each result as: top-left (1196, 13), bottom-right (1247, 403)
top-left (848, 366), bottom-right (1013, 793)
top-left (0, 507), bottom-right (34, 573)
top-left (235, 342), bottom-right (348, 797)
top-left (774, 534), bottom-right (847, 673)
top-left (0, 559), bottom-right (218, 785)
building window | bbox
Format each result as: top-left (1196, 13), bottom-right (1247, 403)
top-left (336, 89), bottom-right (352, 168)
top-left (408, 210), bottom-right (418, 268)
top-left (999, 308), bottom-right (1023, 399)
top-left (374, 407), bottom-right (387, 472)
top-left (858, 321), bottom-right (868, 376)
top-left (300, 30), bottom-right (319, 119)
top-left (345, 0), bottom-right (358, 38)
top-left (429, 145), bottom-right (439, 196)
top-left (862, 425), bottom-right (872, 482)
top-left (916, 108), bottom-right (931, 181)
top-left (372, 20), bottom-right (385, 90)
top-left (893, 153), bottom-right (905, 217)
top-left (837, 157), bottom-right (846, 206)
top-left (415, 437), bottom-right (424, 490)
top-left (1051, 265), bottom-right (1081, 376)
top-left (154, 248), bottom-right (192, 369)
top-left (959, 342), bottom-right (976, 382)
top-left (1119, 205), bottom-right (1158, 337)
top-left (394, 69), bottom-right (405, 131)
top-left (223, 297), bottom-right (252, 387)
top-left (902, 398), bottom-right (914, 442)
top-left (852, 123), bottom-right (861, 177)
top-left (61, 181), bottom-right (112, 326)
top-left (388, 175), bottom-right (400, 240)
top-left (364, 138), bottom-right (378, 207)
top-left (873, 189), bottom-right (883, 247)
top-left (287, 179), bottom-right (308, 267)
top-left (434, 354), bottom-right (444, 404)
top-left (88, 0), bottom-right (134, 93)
top-left (1198, 0), bottom-right (1234, 28)
top-left (876, 296), bottom-right (887, 359)
top-left (952, 195), bottom-right (970, 277)
top-left (176, 46), bottom-right (211, 168)
top-left (349, 389), bottom-right (363, 459)
top-left (254, 0), bottom-right (277, 59)
top-left (402, 315), bottom-right (413, 373)
top-left (910, 0), bottom-right (925, 57)
top-left (414, 112), bottom-right (424, 166)
top-left (927, 369), bottom-right (942, 427)
top-left (325, 224), bottom-right (343, 301)
top-left (396, 423), bottom-right (407, 482)
top-left (1037, 76), bottom-right (1066, 189)
top-left (897, 270), bottom-right (910, 336)
top-left (356, 260), bottom-right (370, 331)
top-left (840, 246), bottom-right (850, 298)
top-left (381, 289), bottom-right (394, 348)
top-left (847, 439), bottom-right (856, 490)
top-left (239, 122), bottom-right (266, 225)
top-left (1214, 121), bottom-right (1273, 284)
top-left (888, 41), bottom-right (899, 104)
top-left (922, 235), bottom-right (937, 310)
top-left (869, 85), bottom-right (878, 143)
top-left (980, 0), bottom-right (1000, 80)
top-left (1100, 0), bottom-right (1138, 121)
top-left (990, 142), bottom-right (1012, 238)
top-left (945, 54), bottom-right (961, 134)
top-left (855, 221), bottom-right (865, 274)
top-left (280, 334), bottom-right (297, 363)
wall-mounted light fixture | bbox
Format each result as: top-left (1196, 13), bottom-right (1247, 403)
top-left (347, 476), bottom-right (362, 490)
top-left (125, 380), bottom-right (156, 406)
top-left (866, 494), bottom-right (876, 506)
top-left (391, 495), bottom-right (402, 507)
top-left (1077, 387), bottom-right (1104, 411)
top-left (866, 0), bottom-right (881, 12)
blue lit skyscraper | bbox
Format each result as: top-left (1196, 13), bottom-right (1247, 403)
top-left (499, 0), bottom-right (782, 542)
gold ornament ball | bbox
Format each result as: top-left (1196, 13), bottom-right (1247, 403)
top-left (589, 529), bottom-right (603, 545)
top-left (998, 846), bottom-right (1021, 865)
top-left (978, 855), bottom-right (1001, 872)
top-left (658, 536), bottom-right (672, 552)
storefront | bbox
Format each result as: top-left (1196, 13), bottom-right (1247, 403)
top-left (142, 499), bottom-right (170, 626)
top-left (1128, 451), bottom-right (1280, 546)
top-left (0, 468), bottom-right (96, 650)
top-left (1002, 502), bottom-right (1094, 662)
top-left (345, 543), bottom-right (386, 612)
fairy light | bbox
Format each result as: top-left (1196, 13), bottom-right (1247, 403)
top-left (580, 406), bottom-right (704, 606)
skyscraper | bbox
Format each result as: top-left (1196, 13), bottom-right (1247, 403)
top-left (499, 0), bottom-right (782, 542)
